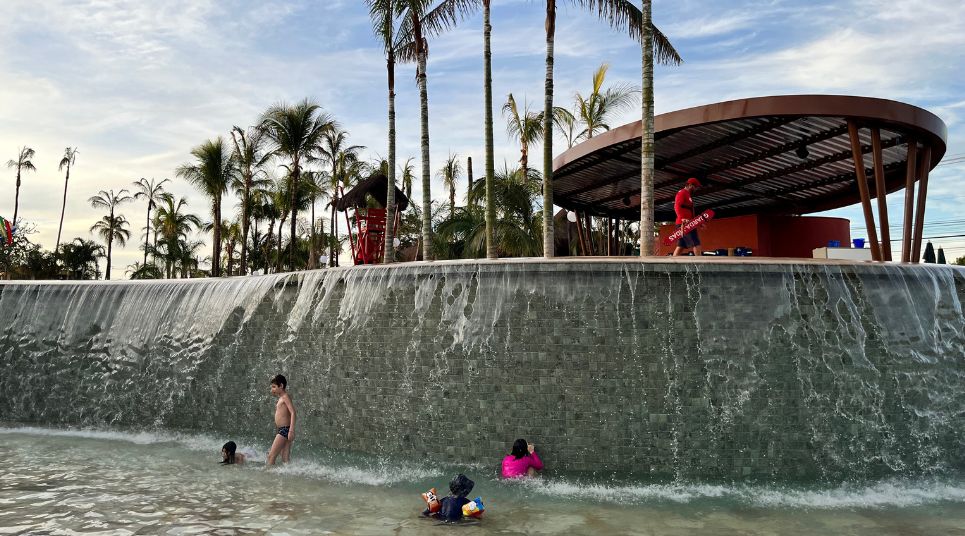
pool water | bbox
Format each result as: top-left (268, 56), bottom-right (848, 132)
top-left (2, 427), bottom-right (965, 535)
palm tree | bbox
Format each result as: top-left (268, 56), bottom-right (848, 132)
top-left (55, 147), bottom-right (79, 253)
top-left (439, 153), bottom-right (461, 214)
top-left (220, 219), bottom-right (242, 276)
top-left (176, 137), bottom-right (236, 277)
top-left (132, 177), bottom-right (170, 267)
top-left (436, 164), bottom-right (542, 259)
top-left (367, 0), bottom-right (402, 263)
top-left (260, 99), bottom-right (335, 271)
top-left (318, 128), bottom-right (364, 267)
top-left (400, 158), bottom-right (416, 200)
top-left (301, 169), bottom-right (329, 268)
top-left (154, 194), bottom-right (203, 278)
top-left (540, 1), bottom-right (680, 258)
top-left (88, 189), bottom-right (133, 280)
top-left (415, 0), bottom-right (496, 257)
top-left (553, 107), bottom-right (579, 149)
top-left (575, 63), bottom-right (638, 140)
top-left (396, 0), bottom-right (437, 261)
top-left (6, 146), bottom-right (36, 228)
top-left (127, 261), bottom-right (163, 280)
top-left (230, 125), bottom-right (271, 275)
top-left (502, 94), bottom-right (543, 176)
top-left (639, 1), bottom-right (681, 255)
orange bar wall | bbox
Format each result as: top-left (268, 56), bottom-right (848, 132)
top-left (657, 215), bottom-right (851, 257)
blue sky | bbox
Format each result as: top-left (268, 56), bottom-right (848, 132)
top-left (1, 0), bottom-right (963, 273)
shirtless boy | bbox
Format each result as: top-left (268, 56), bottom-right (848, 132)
top-left (267, 374), bottom-right (296, 465)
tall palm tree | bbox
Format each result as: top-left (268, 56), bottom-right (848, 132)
top-left (132, 177), bottom-right (170, 267)
top-left (230, 125), bottom-right (271, 274)
top-left (318, 128), bottom-right (364, 267)
top-left (154, 194), bottom-right (203, 278)
top-left (639, 1), bottom-right (681, 255)
top-left (575, 63), bottom-right (638, 140)
top-left (415, 0), bottom-right (496, 257)
top-left (540, 0), bottom-right (680, 258)
top-left (502, 94), bottom-right (543, 176)
top-left (367, 0), bottom-right (402, 263)
top-left (396, 0), bottom-right (437, 261)
top-left (55, 147), bottom-right (79, 253)
top-left (439, 153), bottom-right (461, 214)
top-left (6, 146), bottom-right (36, 228)
top-left (176, 137), bottom-right (236, 277)
top-left (88, 189), bottom-right (133, 280)
top-left (260, 99), bottom-right (335, 271)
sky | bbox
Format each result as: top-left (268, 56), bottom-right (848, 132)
top-left (1, 0), bottom-right (964, 276)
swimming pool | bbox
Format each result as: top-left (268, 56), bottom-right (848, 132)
top-left (4, 426), bottom-right (964, 535)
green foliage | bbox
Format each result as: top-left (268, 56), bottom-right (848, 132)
top-left (59, 238), bottom-right (104, 280)
top-left (954, 255), bottom-right (965, 266)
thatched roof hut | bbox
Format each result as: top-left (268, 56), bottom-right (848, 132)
top-left (335, 172), bottom-right (410, 212)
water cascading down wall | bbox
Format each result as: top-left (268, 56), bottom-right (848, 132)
top-left (1, 260), bottom-right (963, 481)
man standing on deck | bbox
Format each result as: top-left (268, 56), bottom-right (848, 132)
top-left (673, 178), bottom-right (703, 256)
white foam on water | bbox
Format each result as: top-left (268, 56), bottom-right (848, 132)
top-left (513, 477), bottom-right (965, 509)
top-left (0, 425), bottom-right (263, 459)
top-left (271, 460), bottom-right (442, 486)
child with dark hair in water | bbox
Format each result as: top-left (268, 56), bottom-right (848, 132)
top-left (220, 441), bottom-right (246, 465)
top-left (501, 438), bottom-right (543, 478)
top-left (423, 474), bottom-right (475, 522)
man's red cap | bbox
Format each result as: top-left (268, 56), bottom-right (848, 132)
top-left (686, 177), bottom-right (702, 187)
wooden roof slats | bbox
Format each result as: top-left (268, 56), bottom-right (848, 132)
top-left (552, 96), bottom-right (946, 219)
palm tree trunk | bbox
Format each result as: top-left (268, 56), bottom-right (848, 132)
top-left (309, 196), bottom-right (317, 269)
top-left (542, 0), bottom-right (556, 258)
top-left (330, 201), bottom-right (337, 266)
top-left (56, 165), bottom-right (70, 254)
top-left (105, 237), bottom-right (113, 281)
top-left (12, 170), bottom-right (21, 230)
top-left (212, 198), bottom-right (222, 277)
top-left (483, 1), bottom-right (496, 259)
top-left (383, 45), bottom-right (397, 264)
top-left (449, 185), bottom-right (455, 214)
top-left (143, 202), bottom-right (152, 266)
top-left (639, 0), bottom-right (655, 256)
top-left (289, 164), bottom-right (299, 271)
top-left (417, 40), bottom-right (432, 262)
top-left (466, 156), bottom-right (473, 203)
top-left (241, 177), bottom-right (251, 274)
top-left (277, 217), bottom-right (284, 273)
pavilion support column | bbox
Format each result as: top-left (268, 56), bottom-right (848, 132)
top-left (911, 145), bottom-right (932, 263)
top-left (575, 211), bottom-right (588, 256)
top-left (871, 128), bottom-right (892, 261)
top-left (900, 140), bottom-right (917, 263)
top-left (847, 120), bottom-right (882, 261)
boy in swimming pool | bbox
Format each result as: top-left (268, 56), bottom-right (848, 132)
top-left (267, 374), bottom-right (296, 465)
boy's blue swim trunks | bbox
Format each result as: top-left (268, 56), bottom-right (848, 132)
top-left (276, 426), bottom-right (290, 438)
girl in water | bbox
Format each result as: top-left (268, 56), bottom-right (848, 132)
top-left (501, 438), bottom-right (543, 478)
top-left (220, 441), bottom-right (247, 465)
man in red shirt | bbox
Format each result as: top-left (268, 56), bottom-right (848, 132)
top-left (673, 177), bottom-right (702, 256)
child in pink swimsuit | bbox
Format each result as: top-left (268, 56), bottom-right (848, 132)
top-left (501, 438), bottom-right (543, 478)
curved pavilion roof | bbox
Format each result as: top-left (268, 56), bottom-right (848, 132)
top-left (551, 95), bottom-right (947, 221)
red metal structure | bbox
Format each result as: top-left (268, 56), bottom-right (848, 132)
top-left (336, 173), bottom-right (409, 265)
top-left (347, 207), bottom-right (389, 265)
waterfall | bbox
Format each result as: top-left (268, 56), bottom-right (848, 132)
top-left (1, 261), bottom-right (963, 481)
